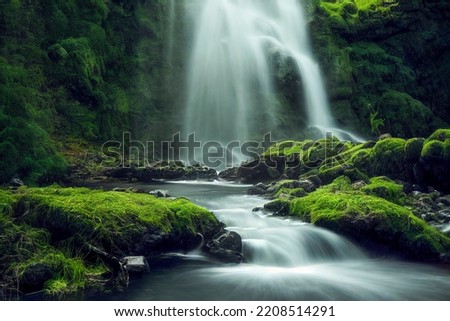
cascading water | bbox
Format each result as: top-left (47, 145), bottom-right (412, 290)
top-left (182, 0), bottom-right (358, 165)
top-left (97, 181), bottom-right (450, 300)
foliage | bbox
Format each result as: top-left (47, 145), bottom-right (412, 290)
top-left (369, 110), bottom-right (384, 136)
top-left (0, 0), bottom-right (172, 184)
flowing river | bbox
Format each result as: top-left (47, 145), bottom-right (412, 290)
top-left (95, 180), bottom-right (450, 301)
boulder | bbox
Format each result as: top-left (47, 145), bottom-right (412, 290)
top-left (149, 190), bottom-right (171, 198)
top-left (122, 256), bottom-right (150, 274)
top-left (248, 182), bottom-right (269, 195)
top-left (204, 230), bottom-right (243, 263)
top-left (9, 178), bottom-right (24, 187)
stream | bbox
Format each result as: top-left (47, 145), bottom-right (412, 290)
top-left (91, 180), bottom-right (450, 301)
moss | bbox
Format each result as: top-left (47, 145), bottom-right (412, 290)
top-left (425, 129), bottom-right (450, 143)
top-left (262, 140), bottom-right (304, 157)
top-left (275, 187), bottom-right (307, 198)
top-left (361, 176), bottom-right (406, 205)
top-left (404, 138), bottom-right (425, 162)
top-left (318, 164), bottom-right (348, 185)
top-left (15, 187), bottom-right (218, 253)
top-left (421, 140), bottom-right (445, 161)
top-left (375, 91), bottom-right (442, 137)
top-left (350, 138), bottom-right (411, 180)
top-left (1, 186), bottom-right (221, 295)
top-left (264, 198), bottom-right (292, 215)
top-left (289, 177), bottom-right (450, 260)
top-left (343, 167), bottom-right (370, 182)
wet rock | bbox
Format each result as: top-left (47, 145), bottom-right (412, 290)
top-left (248, 182), bottom-right (269, 195)
top-left (438, 196), bottom-right (450, 207)
top-left (19, 263), bottom-right (54, 293)
top-left (122, 256), bottom-right (150, 274)
top-left (297, 179), bottom-right (316, 193)
top-left (204, 230), bottom-right (243, 263)
top-left (218, 167), bottom-right (239, 181)
top-left (264, 199), bottom-right (290, 216)
top-left (149, 190), bottom-right (171, 198)
top-left (9, 178), bottom-right (24, 187)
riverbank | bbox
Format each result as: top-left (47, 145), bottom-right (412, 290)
top-left (0, 184), bottom-right (241, 299)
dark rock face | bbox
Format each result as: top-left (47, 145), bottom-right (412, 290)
top-left (204, 230), bottom-right (243, 263)
top-left (102, 162), bottom-right (218, 182)
top-left (19, 263), bottom-right (54, 293)
top-left (310, 1), bottom-right (450, 137)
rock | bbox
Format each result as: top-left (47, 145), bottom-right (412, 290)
top-left (297, 179), bottom-right (316, 193)
top-left (218, 167), bottom-right (239, 181)
top-left (248, 182), bottom-right (269, 195)
top-left (252, 207), bottom-right (264, 212)
top-left (19, 263), bottom-right (54, 292)
top-left (204, 230), bottom-right (243, 263)
top-left (378, 133), bottom-right (392, 140)
top-left (305, 175), bottom-right (322, 189)
top-left (438, 196), bottom-right (450, 207)
top-left (352, 180), bottom-right (367, 190)
top-left (122, 256), bottom-right (150, 274)
top-left (9, 178), bottom-right (24, 187)
top-left (264, 199), bottom-right (290, 216)
top-left (149, 190), bottom-right (171, 198)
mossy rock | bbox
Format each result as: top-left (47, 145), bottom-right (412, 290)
top-left (15, 187), bottom-right (220, 256)
top-left (376, 91), bottom-right (443, 137)
top-left (361, 176), bottom-right (406, 205)
top-left (289, 177), bottom-right (450, 261)
top-left (416, 129), bottom-right (450, 192)
top-left (1, 186), bottom-right (225, 295)
top-left (404, 138), bottom-right (425, 162)
top-left (421, 140), bottom-right (446, 161)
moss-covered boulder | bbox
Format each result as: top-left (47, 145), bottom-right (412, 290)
top-left (415, 129), bottom-right (450, 192)
top-left (0, 186), bottom-right (226, 296)
top-left (15, 187), bottom-right (221, 256)
top-left (288, 177), bottom-right (450, 261)
top-left (376, 91), bottom-right (443, 137)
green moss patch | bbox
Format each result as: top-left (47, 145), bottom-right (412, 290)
top-left (0, 186), bottom-right (220, 296)
top-left (15, 186), bottom-right (218, 253)
top-left (288, 177), bottom-right (450, 261)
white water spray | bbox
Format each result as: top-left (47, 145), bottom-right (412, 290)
top-left (183, 0), bottom-right (349, 149)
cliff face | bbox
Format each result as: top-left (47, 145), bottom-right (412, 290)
top-left (310, 0), bottom-right (450, 137)
top-left (1, 0), bottom-right (449, 184)
top-left (0, 0), bottom-right (171, 183)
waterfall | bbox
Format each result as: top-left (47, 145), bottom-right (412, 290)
top-left (182, 0), bottom-right (350, 161)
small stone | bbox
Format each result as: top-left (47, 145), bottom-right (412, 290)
top-left (149, 190), bottom-right (170, 198)
top-left (122, 256), bottom-right (150, 274)
top-left (297, 179), bottom-right (316, 193)
top-left (9, 178), bottom-right (24, 187)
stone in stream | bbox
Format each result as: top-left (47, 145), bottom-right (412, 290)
top-left (204, 230), bottom-right (243, 263)
top-left (149, 190), bottom-right (171, 198)
top-left (122, 256), bottom-right (150, 274)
